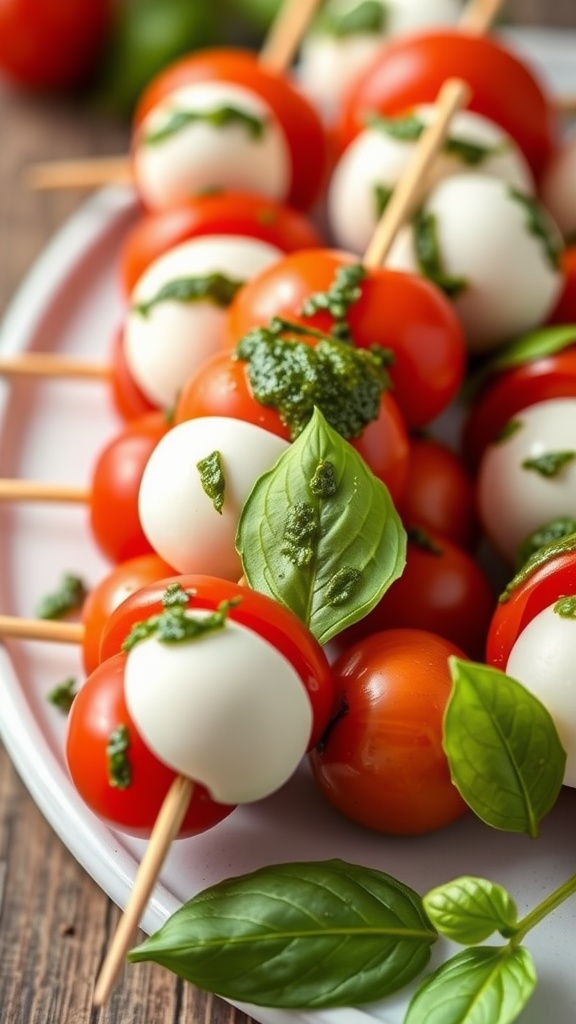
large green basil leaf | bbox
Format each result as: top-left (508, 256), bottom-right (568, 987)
top-left (129, 859), bottom-right (436, 1008)
top-left (424, 877), bottom-right (518, 944)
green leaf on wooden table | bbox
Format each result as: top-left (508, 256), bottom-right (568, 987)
top-left (128, 859), bottom-right (437, 1008)
top-left (236, 407), bottom-right (406, 645)
top-left (404, 945), bottom-right (537, 1024)
top-left (424, 877), bottom-right (518, 945)
top-left (444, 658), bottom-right (566, 837)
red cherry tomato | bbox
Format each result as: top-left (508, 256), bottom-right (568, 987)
top-left (132, 48), bottom-right (327, 210)
top-left (309, 628), bottom-right (469, 835)
top-left (81, 554), bottom-right (176, 675)
top-left (119, 192), bottom-right (325, 295)
top-left (338, 30), bottom-right (556, 180)
top-left (226, 249), bottom-right (466, 430)
top-left (486, 542), bottom-right (576, 670)
top-left (462, 334), bottom-right (576, 471)
top-left (89, 411), bottom-right (170, 563)
top-left (338, 527), bottom-right (495, 660)
top-left (109, 326), bottom-right (157, 422)
top-left (398, 435), bottom-right (479, 551)
top-left (66, 652), bottom-right (235, 836)
top-left (0, 0), bottom-right (111, 90)
top-left (99, 574), bottom-right (335, 750)
top-left (548, 248), bottom-right (576, 325)
top-left (174, 351), bottom-right (409, 506)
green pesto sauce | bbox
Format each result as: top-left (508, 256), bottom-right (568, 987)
top-left (134, 272), bottom-right (243, 318)
top-left (197, 449), bottom-right (225, 514)
top-left (310, 460), bottom-right (337, 498)
top-left (300, 263), bottom-right (366, 333)
top-left (374, 183), bottom-right (393, 221)
top-left (412, 208), bottom-right (468, 299)
top-left (47, 677), bottom-right (78, 713)
top-left (521, 450), bottom-right (576, 478)
top-left (144, 105), bottom-right (266, 146)
top-left (499, 531), bottom-right (576, 603)
top-left (36, 573), bottom-right (87, 620)
top-left (366, 112), bottom-right (503, 165)
top-left (107, 725), bottom-right (132, 790)
top-left (235, 323), bottom-right (390, 440)
top-left (327, 566), bottom-right (362, 606)
top-left (508, 187), bottom-right (562, 270)
top-left (516, 517), bottom-right (576, 570)
top-left (122, 596), bottom-right (239, 652)
top-left (281, 502), bottom-right (318, 568)
top-left (495, 418), bottom-right (523, 444)
top-left (554, 595), bottom-right (576, 618)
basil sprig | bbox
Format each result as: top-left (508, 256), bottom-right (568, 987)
top-left (129, 859), bottom-right (436, 1008)
top-left (236, 407), bottom-right (406, 644)
top-left (424, 877), bottom-right (519, 945)
top-left (443, 658), bottom-right (566, 837)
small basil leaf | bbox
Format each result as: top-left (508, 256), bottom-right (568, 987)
top-left (423, 877), bottom-right (518, 944)
top-left (444, 658), bottom-right (566, 837)
top-left (128, 859), bottom-right (436, 1008)
top-left (484, 324), bottom-right (576, 375)
top-left (236, 407), bottom-right (406, 645)
top-left (404, 946), bottom-right (537, 1024)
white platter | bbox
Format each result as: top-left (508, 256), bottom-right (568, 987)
top-left (1, 28), bottom-right (576, 1024)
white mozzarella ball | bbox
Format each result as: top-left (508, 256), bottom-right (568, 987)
top-left (124, 235), bottom-right (282, 409)
top-left (133, 81), bottom-right (291, 210)
top-left (138, 416), bottom-right (289, 579)
top-left (477, 398), bottom-right (576, 564)
top-left (385, 174), bottom-right (564, 353)
top-left (125, 616), bottom-right (313, 803)
top-left (299, 0), bottom-right (461, 122)
top-left (540, 136), bottom-right (576, 241)
top-left (328, 107), bottom-right (534, 254)
top-left (506, 602), bottom-right (576, 788)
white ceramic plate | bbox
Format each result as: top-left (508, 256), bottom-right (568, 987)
top-left (1, 30), bottom-right (576, 1024)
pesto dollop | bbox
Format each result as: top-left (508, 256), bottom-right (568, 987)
top-left (36, 573), bottom-right (87, 620)
top-left (235, 320), bottom-right (391, 440)
top-left (197, 449), bottom-right (225, 513)
top-left (107, 725), bottom-right (132, 790)
top-left (300, 263), bottom-right (366, 340)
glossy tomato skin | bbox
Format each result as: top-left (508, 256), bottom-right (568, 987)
top-left (109, 325), bottom-right (157, 422)
top-left (462, 340), bottom-right (576, 471)
top-left (99, 575), bottom-right (335, 750)
top-left (0, 0), bottom-right (111, 90)
top-left (174, 351), bottom-right (409, 506)
top-left (337, 527), bottom-right (495, 661)
top-left (119, 192), bottom-right (324, 295)
top-left (398, 435), bottom-right (479, 551)
top-left (486, 548), bottom-right (576, 670)
top-left (226, 249), bottom-right (466, 429)
top-left (310, 628), bottom-right (469, 835)
top-left (338, 30), bottom-right (556, 180)
top-left (89, 411), bottom-right (170, 563)
top-left (81, 553), bottom-right (176, 675)
top-left (66, 652), bottom-right (235, 836)
top-left (548, 248), bottom-right (576, 325)
top-left (132, 48), bottom-right (327, 210)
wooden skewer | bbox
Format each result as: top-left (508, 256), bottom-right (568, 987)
top-left (0, 615), bottom-right (83, 644)
top-left (458, 0), bottom-right (504, 33)
top-left (92, 775), bottom-right (194, 1007)
top-left (0, 480), bottom-right (89, 503)
top-left (363, 77), bottom-right (471, 269)
top-left (259, 0), bottom-right (324, 74)
top-left (0, 353), bottom-right (109, 380)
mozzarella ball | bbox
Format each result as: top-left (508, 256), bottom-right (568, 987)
top-left (477, 398), bottom-right (576, 564)
top-left (540, 136), bottom-right (576, 241)
top-left (385, 174), bottom-right (564, 352)
top-left (124, 235), bottom-right (282, 409)
top-left (138, 416), bottom-right (289, 579)
top-left (328, 107), bottom-right (534, 254)
top-left (125, 615), bottom-right (313, 803)
top-left (133, 81), bottom-right (291, 210)
top-left (299, 0), bottom-right (461, 122)
top-left (506, 602), bottom-right (576, 788)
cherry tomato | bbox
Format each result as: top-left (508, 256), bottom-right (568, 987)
top-left (119, 192), bottom-right (325, 295)
top-left (132, 48), bottom-right (327, 210)
top-left (89, 410), bottom-right (170, 563)
top-left (548, 248), bottom-right (576, 326)
top-left (99, 574), bottom-right (335, 750)
top-left (338, 527), bottom-right (495, 660)
top-left (486, 540), bottom-right (576, 670)
top-left (462, 331), bottom-right (576, 471)
top-left (309, 628), bottom-right (469, 835)
top-left (0, 0), bottom-right (111, 90)
top-left (226, 249), bottom-right (466, 430)
top-left (109, 325), bottom-right (157, 422)
top-left (66, 652), bottom-right (236, 836)
top-left (338, 30), bottom-right (556, 180)
top-left (81, 553), bottom-right (176, 675)
top-left (398, 435), bottom-right (479, 551)
top-left (174, 350), bottom-right (409, 506)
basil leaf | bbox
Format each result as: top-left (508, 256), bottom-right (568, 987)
top-left (128, 859), bottom-right (436, 1008)
top-left (483, 324), bottom-right (576, 376)
top-left (404, 946), bottom-right (536, 1024)
top-left (144, 105), bottom-right (266, 146)
top-left (423, 877), bottom-right (518, 944)
top-left (316, 0), bottom-right (386, 38)
top-left (236, 407), bottom-right (406, 645)
top-left (444, 659), bottom-right (566, 837)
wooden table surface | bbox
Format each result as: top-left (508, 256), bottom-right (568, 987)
top-left (1, 3), bottom-right (575, 1022)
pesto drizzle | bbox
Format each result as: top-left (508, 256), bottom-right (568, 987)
top-left (554, 595), bottom-right (576, 618)
top-left (495, 419), bottom-right (523, 444)
top-left (412, 208), bottom-right (468, 298)
top-left (366, 112), bottom-right (503, 165)
top-left (197, 450), bottom-right (225, 513)
top-left (107, 725), bottom-right (132, 790)
top-left (144, 105), bottom-right (267, 146)
top-left (516, 517), bottom-right (576, 570)
top-left (301, 264), bottom-right (366, 341)
top-left (36, 573), bottom-right (87, 620)
top-left (521, 450), bottom-right (576, 478)
top-left (499, 531), bottom-right (576, 603)
top-left (508, 187), bottom-right (562, 270)
top-left (47, 677), bottom-right (78, 713)
top-left (134, 273), bottom-right (243, 317)
top-left (122, 585), bottom-right (240, 652)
